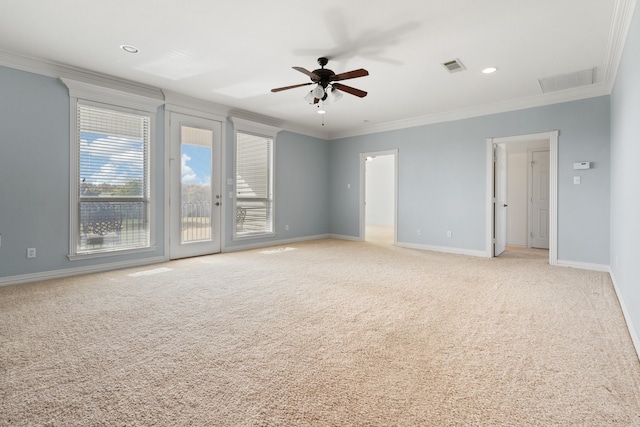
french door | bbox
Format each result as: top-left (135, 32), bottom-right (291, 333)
top-left (169, 113), bottom-right (222, 259)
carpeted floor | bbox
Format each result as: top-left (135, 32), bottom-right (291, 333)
top-left (1, 238), bottom-right (639, 426)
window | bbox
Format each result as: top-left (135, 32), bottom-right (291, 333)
top-left (77, 103), bottom-right (150, 253)
top-left (62, 78), bottom-right (163, 259)
top-left (232, 119), bottom-right (278, 238)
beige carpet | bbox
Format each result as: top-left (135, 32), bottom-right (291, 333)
top-left (1, 239), bottom-right (639, 426)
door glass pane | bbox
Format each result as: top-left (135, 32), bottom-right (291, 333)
top-left (181, 126), bottom-right (212, 243)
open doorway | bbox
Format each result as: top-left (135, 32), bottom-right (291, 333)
top-left (486, 131), bottom-right (558, 265)
top-left (504, 140), bottom-right (551, 251)
top-left (360, 149), bottom-right (397, 245)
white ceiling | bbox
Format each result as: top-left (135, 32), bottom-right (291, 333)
top-left (0, 0), bottom-right (634, 139)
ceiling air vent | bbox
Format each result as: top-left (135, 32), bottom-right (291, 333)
top-left (442, 59), bottom-right (466, 73)
top-left (538, 68), bottom-right (595, 93)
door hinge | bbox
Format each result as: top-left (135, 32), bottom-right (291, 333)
top-left (492, 238), bottom-right (496, 244)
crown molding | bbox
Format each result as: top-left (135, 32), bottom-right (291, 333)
top-left (230, 117), bottom-right (282, 139)
top-left (1, 0), bottom-right (635, 143)
top-left (0, 49), bottom-right (328, 139)
top-left (0, 49), bottom-right (164, 101)
top-left (328, 0), bottom-right (636, 141)
top-left (327, 83), bottom-right (612, 140)
top-left (61, 78), bottom-right (164, 112)
top-left (227, 109), bottom-right (327, 139)
top-left (163, 90), bottom-right (229, 122)
top-left (603, 0), bottom-right (638, 87)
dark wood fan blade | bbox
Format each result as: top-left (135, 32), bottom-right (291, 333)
top-left (330, 68), bottom-right (369, 81)
top-left (292, 66), bottom-right (320, 80)
top-left (333, 83), bottom-right (367, 98)
top-left (271, 82), bottom-right (313, 93)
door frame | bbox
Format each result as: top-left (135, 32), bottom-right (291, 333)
top-left (163, 98), bottom-right (227, 259)
top-left (359, 149), bottom-right (398, 243)
top-left (168, 112), bottom-right (222, 259)
top-left (485, 131), bottom-right (558, 265)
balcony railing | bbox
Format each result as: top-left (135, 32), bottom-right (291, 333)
top-left (181, 201), bottom-right (211, 242)
top-left (79, 200), bottom-right (148, 250)
top-left (236, 198), bottom-right (271, 234)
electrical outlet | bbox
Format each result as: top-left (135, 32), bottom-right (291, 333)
top-left (447, 231), bottom-right (452, 238)
top-left (417, 228), bottom-right (421, 236)
top-left (285, 224), bottom-right (289, 231)
top-left (27, 248), bottom-right (36, 259)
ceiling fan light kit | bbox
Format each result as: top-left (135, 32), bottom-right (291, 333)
top-left (271, 57), bottom-right (369, 117)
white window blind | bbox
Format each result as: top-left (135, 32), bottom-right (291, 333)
top-left (235, 132), bottom-right (273, 236)
top-left (77, 103), bottom-right (150, 252)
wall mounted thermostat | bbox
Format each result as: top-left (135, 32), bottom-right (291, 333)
top-left (573, 161), bottom-right (590, 170)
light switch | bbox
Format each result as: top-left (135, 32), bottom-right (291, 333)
top-left (573, 176), bottom-right (581, 184)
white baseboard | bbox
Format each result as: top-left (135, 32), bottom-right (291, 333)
top-left (223, 234), bottom-right (331, 253)
top-left (396, 242), bottom-right (487, 258)
top-left (0, 256), bottom-right (168, 287)
top-left (556, 259), bottom-right (610, 272)
top-left (329, 234), bottom-right (362, 242)
top-left (609, 269), bottom-right (640, 362)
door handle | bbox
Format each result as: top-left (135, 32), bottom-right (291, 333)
top-left (503, 204), bottom-right (508, 207)
top-left (215, 202), bottom-right (221, 206)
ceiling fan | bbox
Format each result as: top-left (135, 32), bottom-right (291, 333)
top-left (271, 57), bottom-right (369, 103)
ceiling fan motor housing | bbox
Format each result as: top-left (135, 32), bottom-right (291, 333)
top-left (312, 58), bottom-right (334, 88)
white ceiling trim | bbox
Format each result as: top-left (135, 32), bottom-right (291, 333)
top-left (327, 83), bottom-right (611, 140)
top-left (0, 49), bottom-right (327, 140)
top-left (0, 49), bottom-right (164, 102)
top-left (61, 77), bottom-right (164, 112)
top-left (0, 0), bottom-right (636, 143)
top-left (163, 90), bottom-right (229, 122)
top-left (603, 0), bottom-right (638, 86)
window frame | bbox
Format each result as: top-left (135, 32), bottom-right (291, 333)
top-left (62, 78), bottom-right (164, 260)
top-left (231, 118), bottom-right (279, 240)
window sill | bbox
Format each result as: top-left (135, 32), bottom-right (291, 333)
top-left (68, 246), bottom-right (157, 261)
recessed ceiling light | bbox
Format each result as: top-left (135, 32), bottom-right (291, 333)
top-left (120, 45), bottom-right (139, 54)
top-left (482, 67), bottom-right (498, 74)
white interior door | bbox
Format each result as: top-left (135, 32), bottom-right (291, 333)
top-left (170, 113), bottom-right (222, 259)
top-left (530, 150), bottom-right (550, 249)
top-left (495, 144), bottom-right (508, 256)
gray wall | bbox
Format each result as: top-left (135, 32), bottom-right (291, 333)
top-left (0, 65), bottom-right (329, 280)
top-left (0, 66), bottom-right (166, 278)
top-left (610, 4), bottom-right (640, 342)
top-left (0, 61), bottom-right (616, 280)
top-left (329, 96), bottom-right (610, 264)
